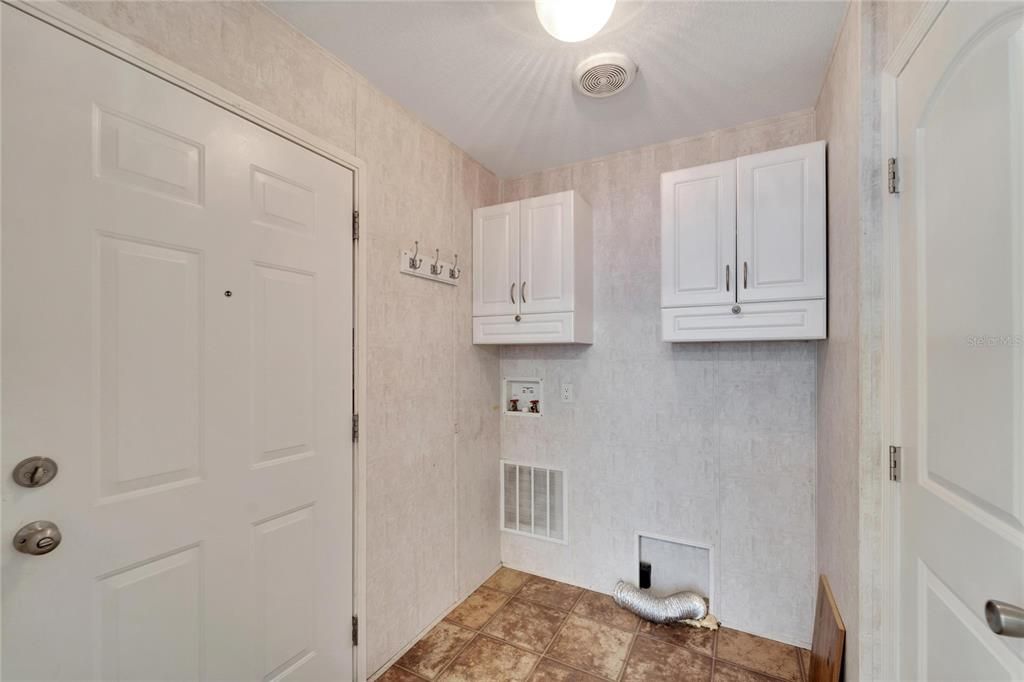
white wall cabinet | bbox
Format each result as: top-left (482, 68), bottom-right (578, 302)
top-left (473, 190), bottom-right (592, 344)
top-left (660, 159), bottom-right (737, 308)
top-left (661, 140), bottom-right (826, 342)
top-left (736, 143), bottom-right (827, 303)
top-left (472, 201), bottom-right (520, 317)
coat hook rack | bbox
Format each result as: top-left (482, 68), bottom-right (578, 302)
top-left (400, 243), bottom-right (458, 286)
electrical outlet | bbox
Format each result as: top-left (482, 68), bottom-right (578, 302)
top-left (561, 383), bottom-right (574, 403)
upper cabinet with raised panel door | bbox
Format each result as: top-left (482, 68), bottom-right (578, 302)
top-left (473, 190), bottom-right (593, 344)
top-left (660, 159), bottom-right (737, 308)
top-left (737, 142), bottom-right (827, 303)
top-left (473, 201), bottom-right (520, 317)
top-left (661, 140), bottom-right (827, 342)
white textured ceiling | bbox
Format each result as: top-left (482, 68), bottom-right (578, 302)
top-left (268, 1), bottom-right (846, 177)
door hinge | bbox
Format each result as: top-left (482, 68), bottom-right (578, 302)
top-left (352, 210), bottom-right (360, 240)
top-left (889, 445), bottom-right (902, 482)
top-left (352, 615), bottom-right (359, 646)
top-left (887, 157), bottom-right (899, 194)
top-left (352, 413), bottom-right (359, 442)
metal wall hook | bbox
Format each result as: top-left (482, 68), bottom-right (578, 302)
top-left (409, 241), bottom-right (423, 270)
top-left (400, 243), bottom-right (458, 286)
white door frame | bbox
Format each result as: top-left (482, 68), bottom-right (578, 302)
top-left (878, 3), bottom-right (948, 680)
top-left (0, 2), bottom-right (370, 679)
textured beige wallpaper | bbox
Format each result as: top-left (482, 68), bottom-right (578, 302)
top-left (63, 2), bottom-right (502, 674)
top-left (354, 82), bottom-right (501, 671)
top-left (814, 1), bottom-right (862, 677)
top-left (499, 109), bottom-right (820, 648)
top-left (814, 2), bottom-right (927, 679)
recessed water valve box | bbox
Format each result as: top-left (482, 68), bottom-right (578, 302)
top-left (503, 377), bottom-right (543, 416)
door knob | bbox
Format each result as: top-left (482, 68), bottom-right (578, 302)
top-left (985, 600), bottom-right (1024, 637)
top-left (12, 520), bottom-right (61, 556)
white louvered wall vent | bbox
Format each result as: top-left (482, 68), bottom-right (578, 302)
top-left (501, 461), bottom-right (567, 543)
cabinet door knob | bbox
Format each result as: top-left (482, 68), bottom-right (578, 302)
top-left (732, 305), bottom-right (742, 315)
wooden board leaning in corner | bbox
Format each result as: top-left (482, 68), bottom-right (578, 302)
top-left (810, 576), bottom-right (845, 682)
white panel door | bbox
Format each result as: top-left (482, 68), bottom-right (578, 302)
top-left (473, 201), bottom-right (520, 316)
top-left (661, 160), bottom-right (737, 307)
top-left (736, 140), bottom-right (825, 303)
top-left (896, 3), bottom-right (1024, 679)
top-left (519, 191), bottom-right (574, 314)
top-left (2, 7), bottom-right (354, 681)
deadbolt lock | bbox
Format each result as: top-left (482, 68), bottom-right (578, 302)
top-left (13, 520), bottom-right (62, 556)
top-left (12, 457), bottom-right (58, 488)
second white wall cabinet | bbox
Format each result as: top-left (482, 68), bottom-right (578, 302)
top-left (660, 140), bottom-right (827, 342)
top-left (473, 191), bottom-right (593, 344)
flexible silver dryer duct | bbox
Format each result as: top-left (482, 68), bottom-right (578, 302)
top-left (613, 580), bottom-right (708, 624)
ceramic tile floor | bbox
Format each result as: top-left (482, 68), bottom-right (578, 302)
top-left (377, 568), bottom-right (812, 682)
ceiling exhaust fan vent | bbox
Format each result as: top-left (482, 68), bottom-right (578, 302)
top-left (574, 53), bottom-right (637, 98)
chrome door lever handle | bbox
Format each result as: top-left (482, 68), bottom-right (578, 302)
top-left (986, 600), bottom-right (1024, 637)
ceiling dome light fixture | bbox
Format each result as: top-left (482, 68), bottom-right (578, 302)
top-left (535, 0), bottom-right (616, 43)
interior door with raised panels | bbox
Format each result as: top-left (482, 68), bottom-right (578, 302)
top-left (473, 201), bottom-right (520, 317)
top-left (519, 191), bottom-right (574, 314)
top-left (661, 160), bottom-right (737, 307)
top-left (1, 7), bottom-right (353, 680)
top-left (736, 140), bottom-right (825, 303)
top-left (897, 3), bottom-right (1024, 679)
